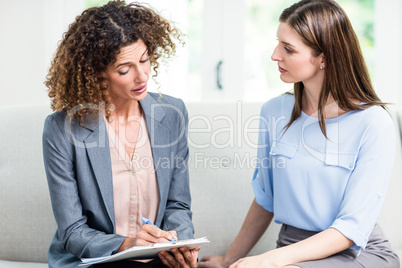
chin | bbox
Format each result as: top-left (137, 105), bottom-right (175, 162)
top-left (138, 90), bottom-right (148, 100)
top-left (132, 90), bottom-right (148, 102)
top-left (280, 76), bottom-right (295, 84)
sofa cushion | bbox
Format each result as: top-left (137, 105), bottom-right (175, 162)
top-left (0, 104), bottom-right (56, 263)
top-left (187, 102), bottom-right (281, 258)
top-left (0, 260), bottom-right (47, 268)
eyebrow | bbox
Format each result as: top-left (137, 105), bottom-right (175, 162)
top-left (115, 49), bottom-right (149, 68)
top-left (281, 41), bottom-right (295, 47)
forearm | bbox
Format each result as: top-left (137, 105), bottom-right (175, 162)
top-left (117, 237), bottom-right (134, 252)
top-left (223, 198), bottom-right (273, 264)
top-left (266, 227), bottom-right (353, 266)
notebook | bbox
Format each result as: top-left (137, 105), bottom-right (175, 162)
top-left (79, 237), bottom-right (209, 266)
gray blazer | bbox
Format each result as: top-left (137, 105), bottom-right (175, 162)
top-left (43, 92), bottom-right (194, 267)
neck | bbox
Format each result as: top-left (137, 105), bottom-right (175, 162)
top-left (302, 80), bottom-right (324, 116)
top-left (110, 99), bottom-right (141, 120)
top-left (302, 80), bottom-right (340, 119)
top-left (301, 70), bottom-right (325, 111)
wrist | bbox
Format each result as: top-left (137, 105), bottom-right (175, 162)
top-left (118, 237), bottom-right (136, 252)
top-left (222, 255), bottom-right (237, 267)
top-left (264, 247), bottom-right (295, 267)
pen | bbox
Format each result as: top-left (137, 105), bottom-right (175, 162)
top-left (141, 217), bottom-right (176, 242)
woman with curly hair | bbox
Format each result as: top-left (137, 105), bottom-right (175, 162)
top-left (43, 1), bottom-right (198, 267)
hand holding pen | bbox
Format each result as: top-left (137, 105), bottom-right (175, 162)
top-left (135, 217), bottom-right (177, 245)
top-left (141, 218), bottom-right (200, 268)
top-left (117, 217), bottom-right (178, 252)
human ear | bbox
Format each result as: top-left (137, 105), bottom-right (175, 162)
top-left (320, 53), bottom-right (326, 68)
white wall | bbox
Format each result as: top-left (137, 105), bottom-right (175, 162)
top-left (0, 1), bottom-right (47, 106)
top-left (0, 0), bottom-right (84, 107)
top-left (374, 0), bottom-right (402, 104)
top-left (0, 0), bottom-right (401, 107)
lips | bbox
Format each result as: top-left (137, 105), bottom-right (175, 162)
top-left (132, 85), bottom-right (147, 93)
top-left (278, 66), bottom-right (287, 73)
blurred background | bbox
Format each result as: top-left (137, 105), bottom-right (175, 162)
top-left (0, 0), bottom-right (400, 106)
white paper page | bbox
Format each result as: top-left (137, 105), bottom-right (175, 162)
top-left (80, 237), bottom-right (209, 266)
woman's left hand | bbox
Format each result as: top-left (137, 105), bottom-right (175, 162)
top-left (158, 246), bottom-right (200, 268)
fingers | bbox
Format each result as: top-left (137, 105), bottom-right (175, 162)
top-left (168, 230), bottom-right (178, 241)
top-left (179, 247), bottom-right (198, 267)
top-left (136, 224), bottom-right (174, 245)
top-left (143, 224), bottom-right (174, 241)
top-left (171, 248), bottom-right (187, 267)
top-left (198, 255), bottom-right (225, 268)
top-left (158, 247), bottom-right (198, 268)
top-left (191, 247), bottom-right (200, 266)
top-left (159, 250), bottom-right (177, 268)
top-left (192, 247), bottom-right (201, 252)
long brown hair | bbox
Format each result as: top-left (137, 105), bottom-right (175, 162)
top-left (281, 0), bottom-right (384, 137)
top-left (45, 0), bottom-right (182, 123)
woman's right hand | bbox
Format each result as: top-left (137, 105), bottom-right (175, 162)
top-left (118, 224), bottom-right (177, 252)
top-left (198, 255), bottom-right (229, 268)
top-left (135, 224), bottom-right (177, 245)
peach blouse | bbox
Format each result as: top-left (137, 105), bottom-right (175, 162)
top-left (104, 115), bottom-right (160, 237)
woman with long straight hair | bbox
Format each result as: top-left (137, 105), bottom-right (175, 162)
top-left (199, 0), bottom-right (400, 267)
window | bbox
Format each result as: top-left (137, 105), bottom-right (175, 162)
top-left (244, 0), bottom-right (375, 101)
top-left (85, 0), bottom-right (375, 102)
top-left (86, 0), bottom-right (201, 101)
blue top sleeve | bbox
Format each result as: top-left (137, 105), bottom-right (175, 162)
top-left (252, 94), bottom-right (396, 250)
top-left (252, 101), bottom-right (276, 213)
top-left (330, 110), bottom-right (395, 249)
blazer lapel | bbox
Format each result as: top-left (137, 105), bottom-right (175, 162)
top-left (81, 115), bottom-right (115, 230)
top-left (140, 94), bottom-right (171, 226)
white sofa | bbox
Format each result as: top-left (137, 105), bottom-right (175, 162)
top-left (1, 102), bottom-right (401, 267)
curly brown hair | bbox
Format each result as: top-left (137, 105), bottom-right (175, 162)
top-left (45, 0), bottom-right (182, 122)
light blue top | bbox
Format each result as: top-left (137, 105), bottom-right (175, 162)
top-left (252, 93), bottom-right (395, 250)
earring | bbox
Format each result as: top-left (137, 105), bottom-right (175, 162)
top-left (320, 66), bottom-right (323, 70)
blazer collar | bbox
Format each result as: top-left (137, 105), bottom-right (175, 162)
top-left (79, 92), bottom-right (166, 131)
top-left (140, 92), bottom-right (166, 123)
top-left (141, 93), bottom-right (171, 226)
top-left (82, 116), bottom-right (116, 231)
top-left (78, 92), bottom-right (170, 230)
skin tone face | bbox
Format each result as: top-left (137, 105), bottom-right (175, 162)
top-left (271, 22), bottom-right (348, 118)
top-left (104, 40), bottom-right (151, 158)
top-left (105, 39), bottom-right (150, 114)
top-left (271, 22), bottom-right (324, 92)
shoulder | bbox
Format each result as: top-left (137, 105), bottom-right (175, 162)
top-left (42, 111), bottom-right (75, 153)
top-left (260, 93), bottom-right (294, 118)
top-left (144, 92), bottom-right (187, 119)
top-left (43, 110), bottom-right (68, 134)
top-left (142, 92), bottom-right (188, 129)
top-left (43, 109), bottom-right (95, 143)
top-left (343, 105), bottom-right (395, 149)
top-left (349, 105), bottom-right (393, 130)
top-left (147, 92), bottom-right (186, 109)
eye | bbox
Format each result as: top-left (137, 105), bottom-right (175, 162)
top-left (284, 46), bottom-right (293, 54)
top-left (118, 67), bottom-right (129, 75)
top-left (140, 58), bottom-right (149, 64)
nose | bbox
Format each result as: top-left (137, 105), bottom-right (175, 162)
top-left (271, 45), bottom-right (282, 62)
top-left (134, 66), bottom-right (149, 83)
